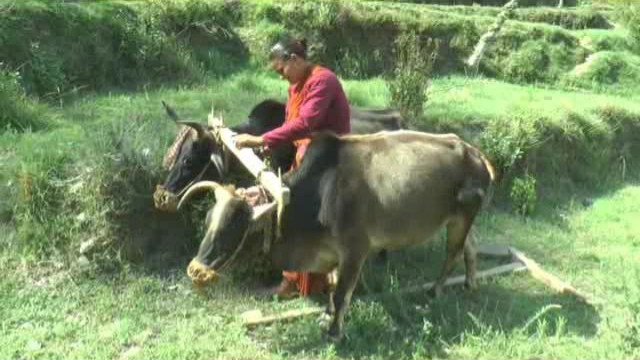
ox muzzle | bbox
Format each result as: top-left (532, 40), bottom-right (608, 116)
top-left (153, 185), bottom-right (180, 212)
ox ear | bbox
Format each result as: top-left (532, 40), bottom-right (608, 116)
top-left (161, 100), bottom-right (210, 139)
top-left (161, 100), bottom-right (180, 122)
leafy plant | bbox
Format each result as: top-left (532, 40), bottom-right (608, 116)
top-left (0, 63), bottom-right (47, 131)
top-left (510, 173), bottom-right (537, 216)
top-left (479, 115), bottom-right (542, 177)
top-left (387, 32), bottom-right (438, 126)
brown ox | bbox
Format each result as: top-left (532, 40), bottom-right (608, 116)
top-left (178, 130), bottom-right (496, 341)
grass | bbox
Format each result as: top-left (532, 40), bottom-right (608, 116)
top-left (572, 28), bottom-right (636, 52)
top-left (393, 3), bottom-right (612, 30)
top-left (425, 75), bottom-right (640, 126)
top-left (2, 0), bottom-right (640, 357)
top-left (2, 182), bottom-right (639, 359)
top-left (1, 70), bottom-right (640, 359)
top-left (4, 0), bottom-right (633, 99)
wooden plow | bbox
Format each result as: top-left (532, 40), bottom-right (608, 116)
top-left (240, 244), bottom-right (592, 328)
top-left (207, 111), bottom-right (289, 208)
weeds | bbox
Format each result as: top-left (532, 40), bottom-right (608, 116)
top-left (511, 173), bottom-right (538, 216)
top-left (387, 32), bottom-right (438, 126)
top-left (0, 63), bottom-right (48, 131)
top-left (479, 115), bottom-right (542, 178)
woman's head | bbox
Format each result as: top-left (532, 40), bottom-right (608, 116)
top-left (269, 37), bottom-right (311, 84)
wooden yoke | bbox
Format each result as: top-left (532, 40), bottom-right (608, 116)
top-left (207, 110), bottom-right (290, 241)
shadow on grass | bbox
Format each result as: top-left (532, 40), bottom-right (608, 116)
top-left (251, 251), bottom-right (600, 359)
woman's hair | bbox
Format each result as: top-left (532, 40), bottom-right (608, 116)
top-left (269, 37), bottom-right (308, 60)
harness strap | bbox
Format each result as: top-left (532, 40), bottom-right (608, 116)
top-left (175, 160), bottom-right (212, 198)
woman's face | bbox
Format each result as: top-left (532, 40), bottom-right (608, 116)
top-left (270, 55), bottom-right (304, 84)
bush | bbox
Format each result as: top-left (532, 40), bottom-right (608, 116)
top-left (0, 0), bottom-right (246, 98)
top-left (510, 173), bottom-right (537, 216)
top-left (596, 106), bottom-right (640, 180)
top-left (479, 115), bottom-right (542, 178)
top-left (504, 40), bottom-right (552, 83)
top-left (9, 128), bottom-right (80, 256)
top-left (387, 32), bottom-right (438, 125)
top-left (613, 1), bottom-right (640, 53)
top-left (426, 6), bottom-right (611, 30)
top-left (0, 64), bottom-right (49, 132)
top-left (5, 114), bottom-right (195, 263)
top-left (563, 51), bottom-right (640, 93)
top-left (515, 8), bottom-right (610, 30)
top-left (0, 0), bottom-right (589, 90)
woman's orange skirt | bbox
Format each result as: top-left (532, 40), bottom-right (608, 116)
top-left (282, 142), bottom-right (329, 296)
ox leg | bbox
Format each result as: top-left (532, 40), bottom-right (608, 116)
top-left (431, 217), bottom-right (475, 297)
top-left (319, 269), bottom-right (338, 327)
top-left (463, 231), bottom-right (478, 290)
top-left (328, 251), bottom-right (366, 343)
top-left (326, 268), bottom-right (339, 315)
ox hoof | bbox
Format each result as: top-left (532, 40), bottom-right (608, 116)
top-left (427, 285), bottom-right (444, 299)
top-left (326, 327), bottom-right (344, 344)
top-left (464, 278), bottom-right (478, 291)
top-left (374, 250), bottom-right (388, 266)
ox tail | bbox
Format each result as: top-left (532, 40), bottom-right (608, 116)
top-left (478, 150), bottom-right (497, 183)
top-left (457, 144), bottom-right (498, 209)
top-left (479, 150), bottom-right (497, 210)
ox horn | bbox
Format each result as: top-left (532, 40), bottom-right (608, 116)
top-left (177, 181), bottom-right (222, 210)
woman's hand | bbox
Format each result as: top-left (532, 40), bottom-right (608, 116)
top-left (234, 134), bottom-right (265, 149)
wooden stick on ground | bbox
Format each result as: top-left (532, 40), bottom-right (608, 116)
top-left (241, 307), bottom-right (325, 328)
top-left (509, 247), bottom-right (590, 303)
top-left (239, 244), bottom-right (595, 327)
top-left (476, 243), bottom-right (512, 258)
top-left (396, 261), bottom-right (527, 296)
top-left (240, 261), bottom-right (527, 327)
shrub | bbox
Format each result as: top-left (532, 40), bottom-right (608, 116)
top-left (387, 32), bottom-right (438, 125)
top-left (562, 51), bottom-right (640, 93)
top-left (0, 64), bottom-right (48, 131)
top-left (9, 129), bottom-right (79, 256)
top-left (479, 115), bottom-right (542, 178)
top-left (504, 40), bottom-right (552, 83)
top-left (510, 173), bottom-right (537, 216)
top-left (613, 1), bottom-right (640, 54)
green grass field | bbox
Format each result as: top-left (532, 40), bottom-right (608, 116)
top-left (2, 178), bottom-right (639, 359)
top-left (1, 71), bottom-right (639, 359)
top-left (2, 0), bottom-right (640, 358)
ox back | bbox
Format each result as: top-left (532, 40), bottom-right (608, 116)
top-left (279, 131), bottom-right (492, 258)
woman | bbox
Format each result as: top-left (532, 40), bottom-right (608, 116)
top-left (234, 37), bottom-right (350, 298)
